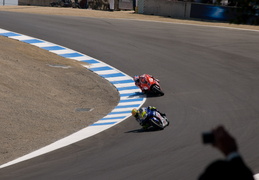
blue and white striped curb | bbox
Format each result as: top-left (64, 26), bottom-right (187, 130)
top-left (0, 28), bottom-right (146, 168)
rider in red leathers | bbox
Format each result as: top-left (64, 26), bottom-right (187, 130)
top-left (133, 74), bottom-right (160, 93)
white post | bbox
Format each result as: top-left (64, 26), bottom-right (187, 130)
top-left (108, 0), bottom-right (115, 10)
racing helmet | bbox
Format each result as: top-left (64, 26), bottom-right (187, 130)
top-left (133, 75), bottom-right (139, 83)
top-left (131, 108), bottom-right (139, 117)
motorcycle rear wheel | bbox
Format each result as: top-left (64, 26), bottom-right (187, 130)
top-left (150, 118), bottom-right (164, 130)
top-left (152, 85), bottom-right (164, 96)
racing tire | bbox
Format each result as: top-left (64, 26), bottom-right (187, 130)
top-left (150, 118), bottom-right (164, 130)
top-left (152, 85), bottom-right (164, 96)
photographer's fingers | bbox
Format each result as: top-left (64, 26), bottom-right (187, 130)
top-left (212, 126), bottom-right (238, 156)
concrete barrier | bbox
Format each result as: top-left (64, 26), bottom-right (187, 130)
top-left (0, 0), bottom-right (18, 5)
top-left (119, 0), bottom-right (133, 10)
top-left (136, 0), bottom-right (240, 22)
top-left (137, 0), bottom-right (191, 19)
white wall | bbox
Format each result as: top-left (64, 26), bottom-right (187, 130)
top-left (0, 0), bottom-right (18, 5)
top-left (137, 0), bottom-right (191, 19)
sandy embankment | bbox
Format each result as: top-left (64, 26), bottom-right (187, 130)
top-left (0, 35), bottom-right (119, 165)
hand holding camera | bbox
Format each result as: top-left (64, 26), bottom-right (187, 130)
top-left (202, 125), bottom-right (238, 157)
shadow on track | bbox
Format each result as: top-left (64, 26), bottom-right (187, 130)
top-left (125, 127), bottom-right (163, 133)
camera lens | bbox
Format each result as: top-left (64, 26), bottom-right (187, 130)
top-left (202, 132), bottom-right (215, 144)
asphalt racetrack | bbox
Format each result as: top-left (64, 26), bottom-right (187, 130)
top-left (0, 11), bottom-right (259, 179)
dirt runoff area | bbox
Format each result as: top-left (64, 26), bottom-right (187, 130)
top-left (0, 6), bottom-right (258, 166)
top-left (0, 36), bottom-right (119, 165)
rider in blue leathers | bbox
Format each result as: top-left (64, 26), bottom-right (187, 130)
top-left (131, 106), bottom-right (166, 129)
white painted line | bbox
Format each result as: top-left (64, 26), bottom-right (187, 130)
top-left (74, 56), bottom-right (95, 61)
top-left (85, 63), bottom-right (108, 68)
top-left (117, 101), bottom-right (143, 106)
top-left (0, 29), bottom-right (9, 33)
top-left (94, 70), bottom-right (119, 75)
top-left (0, 28), bottom-right (146, 168)
top-left (50, 49), bottom-right (79, 54)
top-left (111, 107), bottom-right (137, 112)
top-left (113, 83), bottom-right (136, 88)
top-left (32, 42), bottom-right (62, 47)
top-left (105, 114), bottom-right (129, 118)
top-left (0, 125), bottom-right (109, 168)
top-left (9, 35), bottom-right (34, 41)
top-left (118, 89), bottom-right (141, 94)
top-left (120, 95), bottom-right (146, 100)
top-left (105, 76), bottom-right (132, 82)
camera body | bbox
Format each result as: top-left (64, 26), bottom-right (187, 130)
top-left (202, 132), bottom-right (215, 144)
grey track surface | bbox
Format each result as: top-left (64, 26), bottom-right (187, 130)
top-left (0, 11), bottom-right (259, 179)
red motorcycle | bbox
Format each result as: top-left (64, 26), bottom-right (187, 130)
top-left (133, 74), bottom-right (164, 96)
